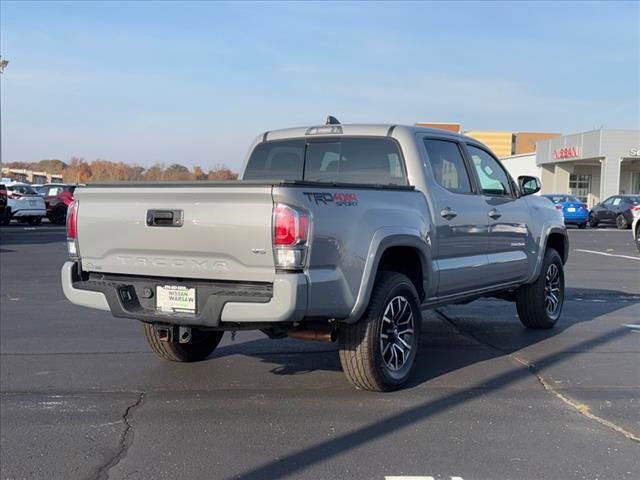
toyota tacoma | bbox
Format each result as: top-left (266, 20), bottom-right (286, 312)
top-left (62, 118), bottom-right (568, 391)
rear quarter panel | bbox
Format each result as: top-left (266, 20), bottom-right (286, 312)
top-left (273, 186), bottom-right (430, 319)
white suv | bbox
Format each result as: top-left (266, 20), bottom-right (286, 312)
top-left (2, 182), bottom-right (46, 226)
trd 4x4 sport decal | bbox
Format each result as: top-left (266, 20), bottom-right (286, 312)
top-left (303, 192), bottom-right (358, 207)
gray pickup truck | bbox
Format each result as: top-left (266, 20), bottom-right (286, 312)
top-left (62, 119), bottom-right (568, 391)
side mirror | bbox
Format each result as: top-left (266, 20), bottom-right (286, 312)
top-left (518, 175), bottom-right (541, 196)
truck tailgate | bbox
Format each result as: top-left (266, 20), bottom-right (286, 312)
top-left (75, 185), bottom-right (275, 282)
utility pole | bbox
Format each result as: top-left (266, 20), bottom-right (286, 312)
top-left (0, 56), bottom-right (8, 166)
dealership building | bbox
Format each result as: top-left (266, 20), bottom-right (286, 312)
top-left (500, 128), bottom-right (640, 206)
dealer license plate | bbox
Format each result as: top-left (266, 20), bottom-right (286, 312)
top-left (156, 285), bottom-right (196, 314)
top-left (567, 207), bottom-right (576, 212)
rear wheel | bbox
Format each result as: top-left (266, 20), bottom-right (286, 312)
top-left (588, 212), bottom-right (599, 227)
top-left (635, 224), bottom-right (640, 253)
top-left (143, 324), bottom-right (223, 362)
top-left (28, 217), bottom-right (42, 226)
top-left (516, 248), bottom-right (564, 329)
top-left (338, 272), bottom-right (421, 392)
top-left (616, 214), bottom-right (629, 230)
top-left (578, 222), bottom-right (587, 229)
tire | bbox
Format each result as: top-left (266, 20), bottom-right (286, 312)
top-left (0, 209), bottom-right (10, 226)
top-left (143, 323), bottom-right (223, 362)
top-left (616, 214), bottom-right (629, 230)
top-left (578, 222), bottom-right (587, 229)
top-left (516, 248), bottom-right (564, 329)
top-left (635, 225), bottom-right (640, 253)
top-left (49, 207), bottom-right (67, 225)
top-left (28, 217), bottom-right (42, 226)
top-left (338, 272), bottom-right (422, 392)
top-left (588, 213), bottom-right (598, 228)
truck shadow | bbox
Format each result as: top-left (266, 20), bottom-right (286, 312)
top-left (208, 287), bottom-right (637, 386)
top-left (210, 288), bottom-right (637, 480)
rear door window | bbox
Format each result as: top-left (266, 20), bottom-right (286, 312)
top-left (422, 139), bottom-right (473, 194)
top-left (244, 137), bottom-right (406, 186)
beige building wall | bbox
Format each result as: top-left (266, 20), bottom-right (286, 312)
top-left (464, 131), bottom-right (513, 158)
top-left (416, 122), bottom-right (461, 133)
top-left (514, 132), bottom-right (561, 154)
top-left (553, 163), bottom-right (572, 192)
top-left (540, 165), bottom-right (555, 193)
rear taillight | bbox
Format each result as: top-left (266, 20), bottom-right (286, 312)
top-left (555, 204), bottom-right (562, 210)
top-left (273, 204), bottom-right (310, 270)
top-left (67, 201), bottom-right (79, 259)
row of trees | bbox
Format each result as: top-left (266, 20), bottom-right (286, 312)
top-left (1, 158), bottom-right (238, 183)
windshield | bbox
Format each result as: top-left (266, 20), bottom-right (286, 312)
top-left (7, 184), bottom-right (39, 196)
top-left (544, 195), bottom-right (580, 203)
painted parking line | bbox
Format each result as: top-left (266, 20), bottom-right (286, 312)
top-left (574, 249), bottom-right (640, 261)
top-left (385, 477), bottom-right (464, 480)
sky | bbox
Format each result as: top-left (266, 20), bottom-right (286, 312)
top-left (1, 0), bottom-right (639, 171)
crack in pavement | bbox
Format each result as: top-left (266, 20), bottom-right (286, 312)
top-left (434, 309), bottom-right (640, 444)
top-left (90, 392), bottom-right (145, 480)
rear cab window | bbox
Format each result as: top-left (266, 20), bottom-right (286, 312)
top-left (422, 138), bottom-right (473, 194)
top-left (243, 137), bottom-right (407, 186)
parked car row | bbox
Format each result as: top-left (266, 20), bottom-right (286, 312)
top-left (0, 181), bottom-right (75, 225)
top-left (542, 194), bottom-right (640, 231)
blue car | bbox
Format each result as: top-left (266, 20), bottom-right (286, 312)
top-left (542, 194), bottom-right (589, 229)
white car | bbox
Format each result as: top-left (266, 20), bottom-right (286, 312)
top-left (2, 182), bottom-right (46, 225)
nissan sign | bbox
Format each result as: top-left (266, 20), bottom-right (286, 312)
top-left (553, 146), bottom-right (581, 159)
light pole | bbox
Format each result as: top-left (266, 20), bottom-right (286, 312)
top-left (0, 56), bottom-right (8, 166)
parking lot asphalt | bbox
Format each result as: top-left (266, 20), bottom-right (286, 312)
top-left (1, 224), bottom-right (638, 480)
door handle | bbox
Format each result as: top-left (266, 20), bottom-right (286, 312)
top-left (440, 207), bottom-right (458, 220)
top-left (488, 208), bottom-right (502, 220)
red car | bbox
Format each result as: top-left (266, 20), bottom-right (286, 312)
top-left (35, 184), bottom-right (76, 224)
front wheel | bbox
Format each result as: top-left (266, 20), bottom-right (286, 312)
top-left (143, 324), bottom-right (223, 362)
top-left (516, 249), bottom-right (564, 329)
top-left (588, 213), bottom-right (598, 228)
top-left (338, 272), bottom-right (422, 392)
top-left (616, 214), bottom-right (629, 230)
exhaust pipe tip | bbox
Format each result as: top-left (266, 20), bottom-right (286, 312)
top-left (287, 329), bottom-right (337, 343)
